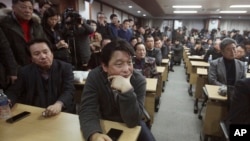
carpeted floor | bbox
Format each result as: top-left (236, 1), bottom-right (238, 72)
top-left (151, 63), bottom-right (203, 141)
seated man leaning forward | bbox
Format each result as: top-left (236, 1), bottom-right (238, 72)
top-left (208, 38), bottom-right (245, 86)
top-left (79, 39), bottom-right (156, 141)
top-left (6, 38), bottom-right (75, 117)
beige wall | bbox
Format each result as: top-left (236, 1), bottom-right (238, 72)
top-left (102, 5), bottom-right (112, 23)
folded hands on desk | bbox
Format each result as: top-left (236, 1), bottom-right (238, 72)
top-left (42, 101), bottom-right (63, 117)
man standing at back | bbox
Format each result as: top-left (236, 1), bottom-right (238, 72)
top-left (0, 0), bottom-right (47, 77)
top-left (145, 35), bottom-right (162, 65)
top-left (108, 13), bottom-right (119, 39)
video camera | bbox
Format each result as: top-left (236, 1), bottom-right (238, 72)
top-left (63, 8), bottom-right (82, 31)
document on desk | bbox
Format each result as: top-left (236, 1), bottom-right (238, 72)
top-left (73, 71), bottom-right (89, 82)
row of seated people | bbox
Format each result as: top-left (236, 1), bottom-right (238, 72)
top-left (186, 36), bottom-right (250, 65)
top-left (189, 37), bottom-right (250, 139)
top-left (207, 38), bottom-right (250, 135)
top-left (3, 38), bottom-right (156, 141)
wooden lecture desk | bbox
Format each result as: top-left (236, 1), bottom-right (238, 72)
top-left (0, 104), bottom-right (141, 141)
top-left (188, 55), bottom-right (204, 61)
top-left (188, 61), bottom-right (209, 96)
top-left (186, 55), bottom-right (203, 76)
top-left (161, 59), bottom-right (169, 81)
top-left (202, 85), bottom-right (228, 138)
top-left (156, 66), bottom-right (165, 96)
top-left (183, 51), bottom-right (190, 69)
top-left (145, 78), bottom-right (158, 124)
top-left (193, 68), bottom-right (208, 113)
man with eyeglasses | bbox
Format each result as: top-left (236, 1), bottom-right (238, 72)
top-left (0, 0), bottom-right (47, 83)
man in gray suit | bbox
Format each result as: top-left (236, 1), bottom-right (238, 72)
top-left (208, 38), bottom-right (245, 86)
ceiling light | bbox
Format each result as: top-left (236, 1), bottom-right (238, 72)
top-left (230, 5), bottom-right (250, 8)
top-left (143, 14), bottom-right (146, 16)
top-left (172, 5), bottom-right (202, 8)
top-left (128, 6), bottom-right (132, 8)
top-left (174, 11), bottom-right (197, 13)
top-left (220, 11), bottom-right (247, 13)
top-left (137, 11), bottom-right (141, 13)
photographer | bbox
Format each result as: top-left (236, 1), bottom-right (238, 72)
top-left (62, 9), bottom-right (94, 70)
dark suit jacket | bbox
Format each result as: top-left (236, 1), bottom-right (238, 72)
top-left (6, 60), bottom-right (75, 113)
top-left (208, 57), bottom-right (245, 86)
top-left (0, 10), bottom-right (47, 69)
top-left (228, 78), bottom-right (250, 124)
top-left (0, 28), bottom-right (16, 89)
top-left (146, 48), bottom-right (162, 65)
top-left (203, 47), bottom-right (222, 62)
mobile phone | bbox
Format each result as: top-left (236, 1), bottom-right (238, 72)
top-left (106, 128), bottom-right (123, 141)
top-left (6, 111), bottom-right (31, 123)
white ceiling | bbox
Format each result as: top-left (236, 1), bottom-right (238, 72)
top-left (99, 0), bottom-right (250, 19)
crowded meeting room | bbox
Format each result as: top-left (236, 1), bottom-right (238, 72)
top-left (1, 0), bottom-right (250, 141)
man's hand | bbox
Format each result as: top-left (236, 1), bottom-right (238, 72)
top-left (7, 75), bottom-right (17, 84)
top-left (56, 40), bottom-right (68, 49)
top-left (90, 132), bottom-right (112, 141)
top-left (42, 101), bottom-right (63, 117)
top-left (108, 75), bottom-right (132, 93)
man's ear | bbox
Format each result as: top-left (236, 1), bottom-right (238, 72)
top-left (101, 63), bottom-right (108, 72)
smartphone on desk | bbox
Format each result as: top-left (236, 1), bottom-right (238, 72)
top-left (106, 128), bottom-right (123, 141)
top-left (6, 111), bottom-right (31, 123)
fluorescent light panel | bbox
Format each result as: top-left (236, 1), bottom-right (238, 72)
top-left (174, 11), bottom-right (197, 13)
top-left (230, 5), bottom-right (250, 8)
top-left (172, 5), bottom-right (202, 8)
top-left (220, 11), bottom-right (247, 13)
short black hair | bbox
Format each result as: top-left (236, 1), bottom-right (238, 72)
top-left (38, 0), bottom-right (52, 8)
top-left (42, 7), bottom-right (59, 27)
top-left (101, 39), bottom-right (134, 66)
top-left (237, 44), bottom-right (247, 52)
top-left (0, 2), bottom-right (7, 8)
top-left (12, 0), bottom-right (34, 5)
top-left (26, 38), bottom-right (52, 57)
top-left (110, 13), bottom-right (117, 20)
top-left (220, 38), bottom-right (236, 51)
top-left (134, 42), bottom-right (144, 51)
top-left (145, 35), bottom-right (154, 41)
top-left (128, 18), bottom-right (133, 22)
top-left (122, 19), bottom-right (129, 24)
top-left (86, 19), bottom-right (97, 25)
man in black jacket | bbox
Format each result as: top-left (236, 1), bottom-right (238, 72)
top-left (145, 35), bottom-right (162, 65)
top-left (203, 38), bottom-right (222, 62)
top-left (6, 39), bottom-right (75, 116)
top-left (228, 78), bottom-right (250, 125)
top-left (0, 0), bottom-right (47, 82)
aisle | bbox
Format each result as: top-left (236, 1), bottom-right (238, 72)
top-left (151, 63), bottom-right (203, 141)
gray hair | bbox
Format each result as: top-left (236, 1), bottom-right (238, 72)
top-left (220, 38), bottom-right (236, 51)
